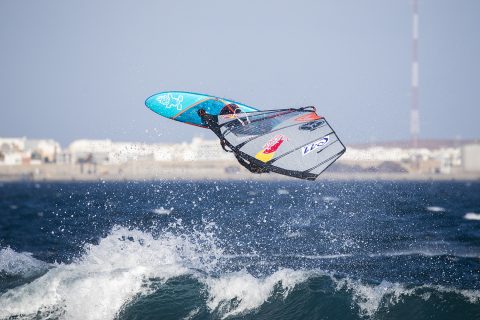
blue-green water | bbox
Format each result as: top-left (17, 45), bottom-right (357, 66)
top-left (0, 180), bottom-right (479, 319)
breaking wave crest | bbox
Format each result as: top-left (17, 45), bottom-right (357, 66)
top-left (1, 224), bottom-right (479, 320)
top-left (464, 212), bottom-right (480, 221)
top-left (333, 276), bottom-right (480, 317)
top-left (205, 269), bottom-right (308, 319)
top-left (0, 247), bottom-right (50, 278)
top-left (0, 224), bottom-right (306, 320)
top-left (0, 225), bottom-right (210, 319)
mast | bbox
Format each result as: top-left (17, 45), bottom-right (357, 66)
top-left (410, 0), bottom-right (420, 147)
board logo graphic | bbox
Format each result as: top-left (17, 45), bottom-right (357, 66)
top-left (302, 135), bottom-right (330, 156)
top-left (255, 134), bottom-right (288, 162)
top-left (156, 93), bottom-right (184, 110)
top-left (299, 119), bottom-right (326, 131)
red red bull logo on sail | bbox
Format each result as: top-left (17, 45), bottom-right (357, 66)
top-left (255, 134), bottom-right (288, 162)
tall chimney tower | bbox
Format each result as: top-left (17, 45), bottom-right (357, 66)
top-left (410, 0), bottom-right (420, 147)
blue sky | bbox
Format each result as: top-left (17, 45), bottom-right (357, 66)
top-left (1, 0), bottom-right (479, 146)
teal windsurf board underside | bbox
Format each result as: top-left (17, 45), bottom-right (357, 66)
top-left (145, 91), bottom-right (259, 127)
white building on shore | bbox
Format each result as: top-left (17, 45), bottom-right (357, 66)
top-left (341, 146), bottom-right (462, 174)
top-left (66, 137), bottom-right (235, 165)
top-left (462, 144), bottom-right (480, 172)
top-left (0, 137), bottom-right (61, 165)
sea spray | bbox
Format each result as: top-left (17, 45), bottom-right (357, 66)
top-left (0, 247), bottom-right (50, 278)
top-left (204, 268), bottom-right (309, 318)
top-left (0, 223), bottom-right (220, 320)
top-left (1, 180), bottom-right (480, 319)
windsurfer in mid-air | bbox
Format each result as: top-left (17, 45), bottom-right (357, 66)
top-left (146, 91), bottom-right (345, 180)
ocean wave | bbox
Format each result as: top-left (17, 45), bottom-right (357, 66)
top-left (426, 206), bottom-right (446, 212)
top-left (285, 230), bottom-right (303, 238)
top-left (274, 253), bottom-right (353, 260)
top-left (322, 196), bottom-right (339, 202)
top-left (1, 225), bottom-right (479, 320)
top-left (332, 275), bottom-right (480, 317)
top-left (368, 249), bottom-right (479, 259)
top-left (202, 272), bottom-right (480, 319)
top-left (0, 225), bottom-right (309, 320)
top-left (0, 247), bottom-right (49, 278)
top-left (464, 212), bottom-right (480, 221)
top-left (151, 207), bottom-right (173, 215)
top-left (334, 277), bottom-right (410, 317)
top-left (204, 268), bottom-right (309, 319)
top-left (0, 224), bottom-right (219, 320)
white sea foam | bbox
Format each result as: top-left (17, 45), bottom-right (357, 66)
top-left (334, 277), bottom-right (413, 317)
top-left (426, 206), bottom-right (446, 212)
top-left (333, 276), bottom-right (480, 317)
top-left (1, 224), bottom-right (479, 320)
top-left (182, 307), bottom-right (200, 320)
top-left (152, 207), bottom-right (172, 215)
top-left (0, 247), bottom-right (49, 278)
top-left (204, 268), bottom-right (309, 319)
top-left (274, 253), bottom-right (352, 260)
top-left (277, 188), bottom-right (290, 195)
top-left (285, 230), bottom-right (303, 238)
top-left (368, 249), bottom-right (479, 259)
top-left (0, 225), bottom-right (219, 320)
top-left (0, 224), bottom-right (308, 320)
top-left (322, 196), bottom-right (339, 202)
top-left (464, 212), bottom-right (480, 221)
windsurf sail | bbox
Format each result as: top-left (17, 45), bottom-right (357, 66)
top-left (201, 106), bottom-right (346, 180)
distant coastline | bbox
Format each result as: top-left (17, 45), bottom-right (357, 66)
top-left (1, 161), bottom-right (479, 182)
top-left (2, 137), bottom-right (480, 182)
